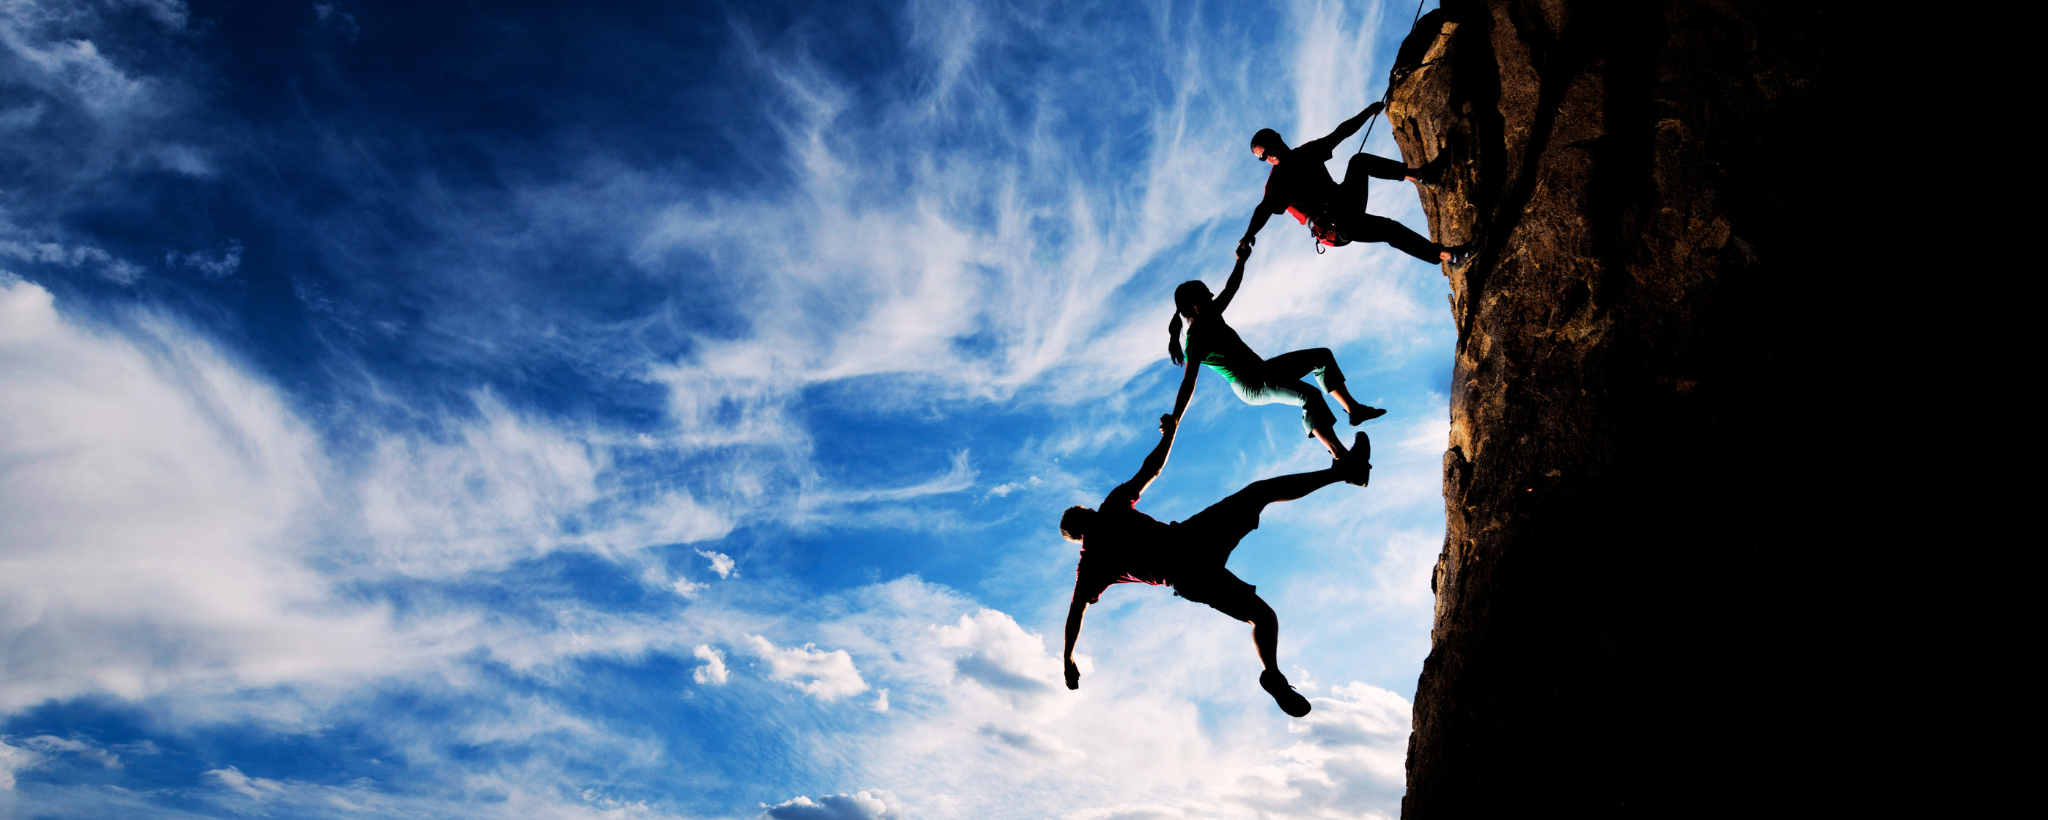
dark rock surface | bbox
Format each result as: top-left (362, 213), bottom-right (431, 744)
top-left (1389, 2), bottom-right (1858, 815)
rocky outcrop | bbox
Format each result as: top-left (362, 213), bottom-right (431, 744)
top-left (1389, 2), bottom-right (1850, 815)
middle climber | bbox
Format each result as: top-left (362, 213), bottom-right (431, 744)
top-left (1165, 243), bottom-right (1382, 467)
top-left (1238, 101), bottom-right (1472, 266)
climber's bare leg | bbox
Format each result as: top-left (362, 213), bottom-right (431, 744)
top-left (1247, 597), bottom-right (1280, 672)
top-left (1331, 384), bottom-right (1364, 416)
top-left (1311, 425), bottom-right (1348, 460)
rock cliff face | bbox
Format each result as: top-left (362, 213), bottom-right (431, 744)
top-left (1388, 2), bottom-right (1848, 815)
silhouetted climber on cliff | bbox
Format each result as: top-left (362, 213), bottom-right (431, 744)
top-left (1238, 101), bottom-right (1473, 266)
top-left (1060, 412), bottom-right (1370, 717)
top-left (1167, 244), bottom-right (1383, 463)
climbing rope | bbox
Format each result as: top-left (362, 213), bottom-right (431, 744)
top-left (1319, 0), bottom-right (1432, 255)
top-left (1353, 0), bottom-right (1432, 157)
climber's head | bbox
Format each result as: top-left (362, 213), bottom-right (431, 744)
top-left (1173, 280), bottom-right (1213, 318)
top-left (1060, 505), bottom-right (1095, 543)
top-left (1250, 128), bottom-right (1288, 164)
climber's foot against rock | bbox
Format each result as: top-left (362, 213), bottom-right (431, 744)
top-left (1444, 241), bottom-right (1479, 270)
top-left (1348, 405), bottom-right (1386, 426)
top-left (1260, 670), bottom-right (1312, 717)
top-left (1408, 153), bottom-right (1448, 189)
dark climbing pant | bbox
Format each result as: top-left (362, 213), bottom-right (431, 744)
top-left (1226, 348), bottom-right (1345, 437)
top-left (1169, 491), bottom-right (1267, 622)
top-left (1333, 153), bottom-right (1443, 263)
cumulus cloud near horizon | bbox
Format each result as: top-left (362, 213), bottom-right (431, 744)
top-left (721, 578), bottom-right (1416, 819)
top-left (760, 789), bottom-right (903, 820)
top-left (747, 636), bottom-right (871, 701)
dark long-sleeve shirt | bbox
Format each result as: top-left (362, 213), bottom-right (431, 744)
top-left (1256, 129), bottom-right (1350, 225)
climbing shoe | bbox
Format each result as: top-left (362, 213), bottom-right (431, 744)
top-left (1348, 405), bottom-right (1387, 426)
top-left (1340, 432), bottom-right (1372, 487)
top-left (1445, 241), bottom-right (1480, 271)
top-left (1410, 153), bottom-right (1449, 190)
top-left (1260, 670), bottom-right (1312, 717)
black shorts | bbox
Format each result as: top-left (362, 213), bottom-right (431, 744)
top-left (1168, 491), bottom-right (1267, 621)
top-left (1173, 567), bottom-right (1264, 622)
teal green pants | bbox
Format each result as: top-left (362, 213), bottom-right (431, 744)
top-left (1222, 348), bottom-right (1345, 437)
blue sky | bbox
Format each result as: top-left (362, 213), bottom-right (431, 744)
top-left (1, 1), bottom-right (1450, 817)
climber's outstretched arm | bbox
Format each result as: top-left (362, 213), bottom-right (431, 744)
top-left (1169, 360), bottom-right (1200, 424)
top-left (1110, 415), bottom-right (1180, 508)
top-left (1213, 243), bottom-right (1250, 314)
top-left (1240, 209), bottom-right (1273, 247)
top-left (1301, 101), bottom-right (1385, 156)
top-left (1062, 593), bottom-right (1087, 689)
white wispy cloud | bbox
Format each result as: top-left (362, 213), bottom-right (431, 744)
top-left (0, 239), bottom-right (142, 283)
top-left (0, 277), bottom-right (731, 709)
top-left (186, 765), bottom-right (699, 820)
top-left (798, 450), bottom-right (977, 520)
top-left (163, 239), bottom-right (240, 277)
top-left (0, 0), bottom-right (180, 152)
top-left (12, 736), bottom-right (120, 770)
top-left (0, 277), bottom-right (406, 709)
top-left (351, 390), bottom-right (736, 577)
top-left (1, 31), bottom-right (149, 117)
top-left (312, 3), bottom-right (359, 38)
top-left (355, 392), bottom-right (603, 575)
top-left (975, 721), bottom-right (1084, 761)
top-left (631, 5), bottom-right (1427, 434)
top-left (0, 738), bottom-right (39, 791)
top-left (204, 766), bottom-right (285, 801)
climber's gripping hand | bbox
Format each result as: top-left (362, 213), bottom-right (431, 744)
top-left (1363, 100), bottom-right (1385, 119)
top-left (1064, 658), bottom-right (1080, 690)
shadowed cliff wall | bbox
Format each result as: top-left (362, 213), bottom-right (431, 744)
top-left (1389, 1), bottom-right (1853, 815)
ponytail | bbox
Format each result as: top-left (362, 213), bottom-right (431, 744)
top-left (1168, 279), bottom-right (1210, 367)
top-left (1168, 313), bottom-right (1185, 366)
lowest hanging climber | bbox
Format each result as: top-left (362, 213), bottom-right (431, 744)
top-left (1239, 101), bottom-right (1473, 266)
top-left (1058, 412), bottom-right (1372, 718)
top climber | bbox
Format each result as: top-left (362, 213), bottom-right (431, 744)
top-left (1238, 101), bottom-right (1472, 266)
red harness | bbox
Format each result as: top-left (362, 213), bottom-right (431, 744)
top-left (1288, 205), bottom-right (1350, 247)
